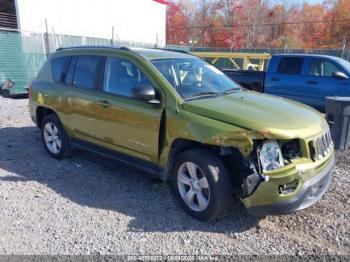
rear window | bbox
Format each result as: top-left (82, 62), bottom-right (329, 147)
top-left (277, 57), bottom-right (304, 75)
top-left (51, 56), bottom-right (69, 82)
top-left (73, 55), bottom-right (100, 89)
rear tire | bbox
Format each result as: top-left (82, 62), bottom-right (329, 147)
top-left (171, 149), bottom-right (234, 222)
top-left (40, 114), bottom-right (72, 159)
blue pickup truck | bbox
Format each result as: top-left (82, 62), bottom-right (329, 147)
top-left (223, 54), bottom-right (350, 112)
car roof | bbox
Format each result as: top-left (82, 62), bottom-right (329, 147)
top-left (54, 46), bottom-right (194, 60)
top-left (273, 53), bottom-right (342, 61)
top-left (131, 48), bottom-right (193, 60)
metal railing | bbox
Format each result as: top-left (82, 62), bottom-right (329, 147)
top-left (192, 52), bottom-right (271, 71)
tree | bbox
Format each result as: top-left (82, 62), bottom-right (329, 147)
top-left (328, 0), bottom-right (350, 48)
top-left (166, 2), bottom-right (190, 45)
top-left (165, 0), bottom-right (350, 49)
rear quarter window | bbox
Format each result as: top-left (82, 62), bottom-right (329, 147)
top-left (277, 57), bottom-right (304, 75)
top-left (51, 56), bottom-right (69, 82)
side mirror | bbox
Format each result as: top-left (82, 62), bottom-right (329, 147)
top-left (333, 71), bottom-right (349, 80)
top-left (131, 84), bottom-right (160, 104)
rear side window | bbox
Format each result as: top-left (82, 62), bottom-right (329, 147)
top-left (277, 57), bottom-right (304, 75)
top-left (51, 56), bottom-right (69, 82)
top-left (65, 56), bottom-right (76, 84)
top-left (73, 55), bottom-right (100, 89)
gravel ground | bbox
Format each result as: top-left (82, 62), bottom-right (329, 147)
top-left (0, 96), bottom-right (349, 256)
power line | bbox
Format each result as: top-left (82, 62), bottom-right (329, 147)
top-left (185, 18), bottom-right (350, 29)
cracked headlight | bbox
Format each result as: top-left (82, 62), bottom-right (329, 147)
top-left (258, 140), bottom-right (284, 172)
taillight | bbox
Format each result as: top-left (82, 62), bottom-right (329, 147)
top-left (27, 82), bottom-right (33, 99)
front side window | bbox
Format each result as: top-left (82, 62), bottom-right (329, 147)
top-left (308, 59), bottom-right (340, 77)
top-left (277, 57), bottom-right (304, 75)
top-left (103, 57), bottom-right (152, 98)
top-left (151, 57), bottom-right (240, 99)
top-left (73, 55), bottom-right (100, 89)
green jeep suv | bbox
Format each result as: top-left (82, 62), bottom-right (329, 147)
top-left (29, 46), bottom-right (335, 221)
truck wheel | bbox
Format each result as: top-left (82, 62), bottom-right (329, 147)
top-left (171, 149), bottom-right (233, 222)
top-left (40, 114), bottom-right (72, 159)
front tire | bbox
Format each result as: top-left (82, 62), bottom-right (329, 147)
top-left (172, 149), bottom-right (233, 222)
top-left (40, 114), bottom-right (72, 159)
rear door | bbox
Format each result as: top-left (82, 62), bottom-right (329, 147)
top-left (93, 56), bottom-right (163, 162)
top-left (302, 57), bottom-right (350, 111)
top-left (265, 57), bottom-right (305, 102)
top-left (63, 55), bottom-right (103, 140)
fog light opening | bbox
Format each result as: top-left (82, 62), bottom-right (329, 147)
top-left (278, 180), bottom-right (299, 195)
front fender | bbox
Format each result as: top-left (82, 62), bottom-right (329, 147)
top-left (159, 109), bottom-right (266, 168)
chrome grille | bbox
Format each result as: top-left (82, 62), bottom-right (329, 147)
top-left (315, 128), bottom-right (333, 160)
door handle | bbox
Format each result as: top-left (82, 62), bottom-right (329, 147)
top-left (270, 77), bottom-right (279, 81)
top-left (96, 100), bottom-right (111, 107)
top-left (306, 80), bottom-right (318, 85)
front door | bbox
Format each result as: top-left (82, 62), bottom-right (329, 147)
top-left (265, 57), bottom-right (305, 103)
top-left (302, 58), bottom-right (350, 111)
top-left (93, 56), bottom-right (163, 162)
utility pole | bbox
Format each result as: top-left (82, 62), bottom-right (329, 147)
top-left (329, 12), bottom-right (336, 47)
top-left (341, 36), bottom-right (346, 59)
top-left (201, 0), bottom-right (206, 47)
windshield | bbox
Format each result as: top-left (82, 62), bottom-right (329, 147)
top-left (336, 58), bottom-right (350, 74)
top-left (151, 57), bottom-right (241, 99)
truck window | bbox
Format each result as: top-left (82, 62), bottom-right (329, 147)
top-left (51, 56), bottom-right (69, 83)
top-left (277, 57), bottom-right (303, 75)
top-left (73, 55), bottom-right (100, 89)
top-left (308, 59), bottom-right (340, 77)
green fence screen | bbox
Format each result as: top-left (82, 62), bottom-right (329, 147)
top-left (0, 29), bottom-right (155, 94)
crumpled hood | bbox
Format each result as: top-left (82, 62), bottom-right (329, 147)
top-left (182, 91), bottom-right (326, 139)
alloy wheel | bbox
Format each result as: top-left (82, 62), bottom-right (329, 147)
top-left (177, 162), bottom-right (210, 212)
top-left (43, 122), bottom-right (62, 154)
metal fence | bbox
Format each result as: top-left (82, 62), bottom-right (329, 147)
top-left (1, 29), bottom-right (350, 94)
top-left (0, 29), bottom-right (156, 94)
top-left (167, 45), bottom-right (350, 62)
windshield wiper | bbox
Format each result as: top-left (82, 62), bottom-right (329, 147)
top-left (185, 91), bottom-right (221, 100)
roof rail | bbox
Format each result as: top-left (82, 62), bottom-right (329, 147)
top-left (55, 45), bottom-right (132, 52)
top-left (159, 48), bottom-right (190, 54)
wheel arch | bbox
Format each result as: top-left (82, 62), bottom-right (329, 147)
top-left (36, 106), bottom-right (58, 128)
top-left (166, 137), bottom-right (256, 187)
top-left (167, 138), bottom-right (221, 175)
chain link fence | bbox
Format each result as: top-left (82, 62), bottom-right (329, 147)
top-left (0, 29), bottom-right (156, 94)
top-left (1, 29), bottom-right (350, 95)
top-left (166, 45), bottom-right (350, 62)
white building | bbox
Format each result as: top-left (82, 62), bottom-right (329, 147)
top-left (0, 0), bottom-right (167, 45)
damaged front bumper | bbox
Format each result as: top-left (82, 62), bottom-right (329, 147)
top-left (242, 153), bottom-right (335, 216)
